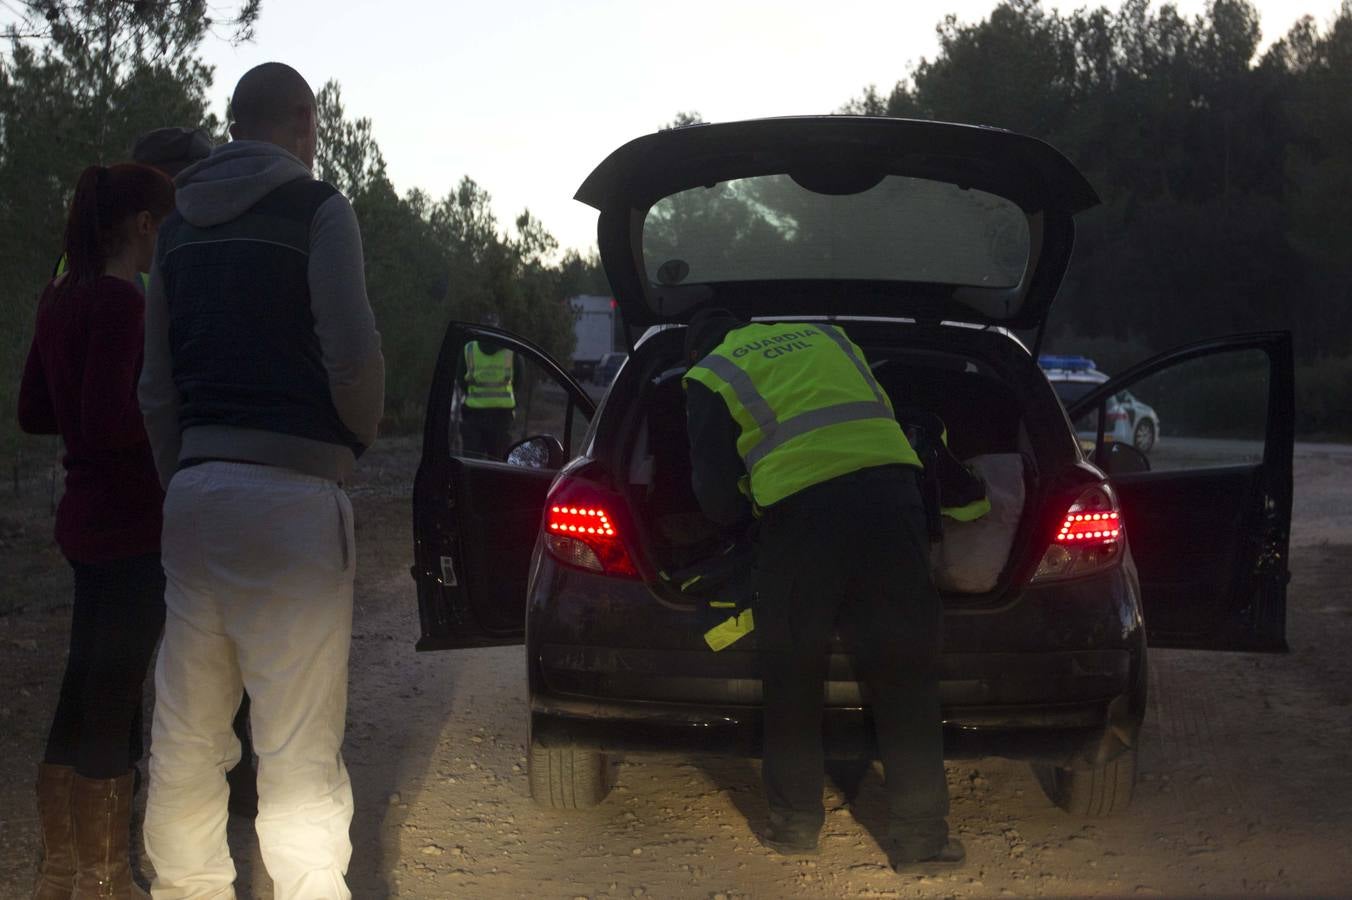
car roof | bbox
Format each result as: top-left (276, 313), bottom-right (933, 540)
top-left (633, 316), bottom-right (1036, 358)
top-left (1043, 368), bottom-right (1108, 382)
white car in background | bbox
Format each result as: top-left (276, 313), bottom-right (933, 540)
top-left (1041, 355), bottom-right (1161, 452)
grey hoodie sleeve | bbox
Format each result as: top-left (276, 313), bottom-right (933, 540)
top-left (139, 260), bottom-right (183, 488)
top-left (309, 193), bottom-right (385, 451)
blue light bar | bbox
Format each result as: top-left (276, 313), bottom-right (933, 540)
top-left (1039, 354), bottom-right (1097, 371)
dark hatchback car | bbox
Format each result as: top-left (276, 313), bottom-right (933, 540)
top-left (411, 118), bottom-right (1293, 817)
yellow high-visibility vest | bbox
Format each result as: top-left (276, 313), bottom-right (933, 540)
top-left (684, 322), bottom-right (920, 509)
top-left (464, 342), bottom-right (515, 410)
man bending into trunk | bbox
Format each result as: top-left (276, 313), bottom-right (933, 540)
top-left (683, 309), bottom-right (963, 871)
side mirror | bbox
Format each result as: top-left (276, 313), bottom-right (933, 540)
top-left (1102, 441), bottom-right (1151, 475)
top-left (506, 434), bottom-right (565, 470)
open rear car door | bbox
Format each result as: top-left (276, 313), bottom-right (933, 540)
top-left (412, 323), bottom-right (596, 650)
top-left (1067, 332), bottom-right (1294, 651)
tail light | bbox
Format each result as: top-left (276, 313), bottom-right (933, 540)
top-left (1032, 484), bottom-right (1124, 583)
top-left (543, 475), bottom-right (639, 578)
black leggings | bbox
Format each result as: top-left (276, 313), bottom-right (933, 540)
top-left (44, 554), bottom-right (166, 779)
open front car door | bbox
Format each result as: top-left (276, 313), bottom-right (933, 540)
top-left (1067, 333), bottom-right (1294, 652)
top-left (412, 323), bottom-right (596, 650)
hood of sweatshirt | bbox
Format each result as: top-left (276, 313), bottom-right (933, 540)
top-left (173, 141), bottom-right (313, 227)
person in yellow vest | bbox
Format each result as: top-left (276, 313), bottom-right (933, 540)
top-left (683, 309), bottom-right (965, 870)
top-left (458, 337), bottom-right (519, 459)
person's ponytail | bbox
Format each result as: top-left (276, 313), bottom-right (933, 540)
top-left (62, 166), bottom-right (109, 289)
top-left (59, 163), bottom-right (174, 291)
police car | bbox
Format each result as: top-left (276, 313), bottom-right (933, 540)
top-left (1040, 355), bottom-right (1162, 452)
top-left (410, 117), bottom-right (1294, 819)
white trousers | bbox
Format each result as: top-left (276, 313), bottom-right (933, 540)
top-left (144, 462), bottom-right (355, 900)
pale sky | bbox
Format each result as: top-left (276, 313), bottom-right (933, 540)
top-left (194, 0), bottom-right (1339, 254)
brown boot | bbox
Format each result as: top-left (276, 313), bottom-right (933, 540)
top-left (71, 772), bottom-right (148, 899)
top-left (34, 763), bottom-right (76, 900)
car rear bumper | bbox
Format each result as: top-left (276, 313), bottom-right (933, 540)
top-left (537, 645), bottom-right (1130, 706)
top-left (526, 558), bottom-right (1146, 767)
top-left (531, 694), bottom-right (1133, 768)
top-left (531, 647), bottom-right (1139, 767)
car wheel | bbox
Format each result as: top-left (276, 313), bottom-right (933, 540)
top-left (1033, 748), bottom-right (1137, 817)
top-left (528, 742), bottom-right (611, 809)
top-left (1133, 420), bottom-right (1156, 453)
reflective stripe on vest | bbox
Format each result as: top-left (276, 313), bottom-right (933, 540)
top-left (464, 342), bottom-right (515, 409)
top-left (684, 323), bottom-right (921, 508)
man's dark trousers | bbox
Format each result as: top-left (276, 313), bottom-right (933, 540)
top-left (460, 408), bottom-right (514, 460)
top-left (755, 464), bottom-right (949, 857)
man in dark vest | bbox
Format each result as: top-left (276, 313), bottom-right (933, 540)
top-left (139, 62), bottom-right (383, 898)
top-left (684, 309), bottom-right (964, 871)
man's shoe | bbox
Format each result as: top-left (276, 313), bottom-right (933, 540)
top-left (892, 837), bottom-right (966, 871)
top-left (758, 829), bottom-right (819, 856)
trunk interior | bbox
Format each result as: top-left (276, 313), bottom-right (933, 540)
top-left (618, 327), bottom-right (1045, 602)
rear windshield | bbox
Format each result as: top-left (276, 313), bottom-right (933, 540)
top-left (642, 174), bottom-right (1030, 289)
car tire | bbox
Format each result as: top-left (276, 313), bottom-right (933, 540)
top-left (1033, 748), bottom-right (1137, 817)
top-left (1133, 420), bottom-right (1156, 453)
top-left (528, 743), bottom-right (611, 809)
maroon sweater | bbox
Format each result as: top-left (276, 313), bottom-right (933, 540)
top-left (18, 276), bottom-right (164, 563)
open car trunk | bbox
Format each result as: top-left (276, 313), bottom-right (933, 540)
top-left (618, 327), bottom-right (1046, 603)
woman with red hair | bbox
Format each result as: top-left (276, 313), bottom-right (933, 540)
top-left (19, 162), bottom-right (175, 898)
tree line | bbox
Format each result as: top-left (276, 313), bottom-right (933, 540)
top-left (0, 0), bottom-right (603, 479)
top-left (844, 0), bottom-right (1352, 435)
top-left (310, 82), bottom-right (602, 430)
top-left (4, 0), bottom-right (1350, 485)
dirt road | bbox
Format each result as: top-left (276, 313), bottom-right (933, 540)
top-left (2, 439), bottom-right (1350, 898)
